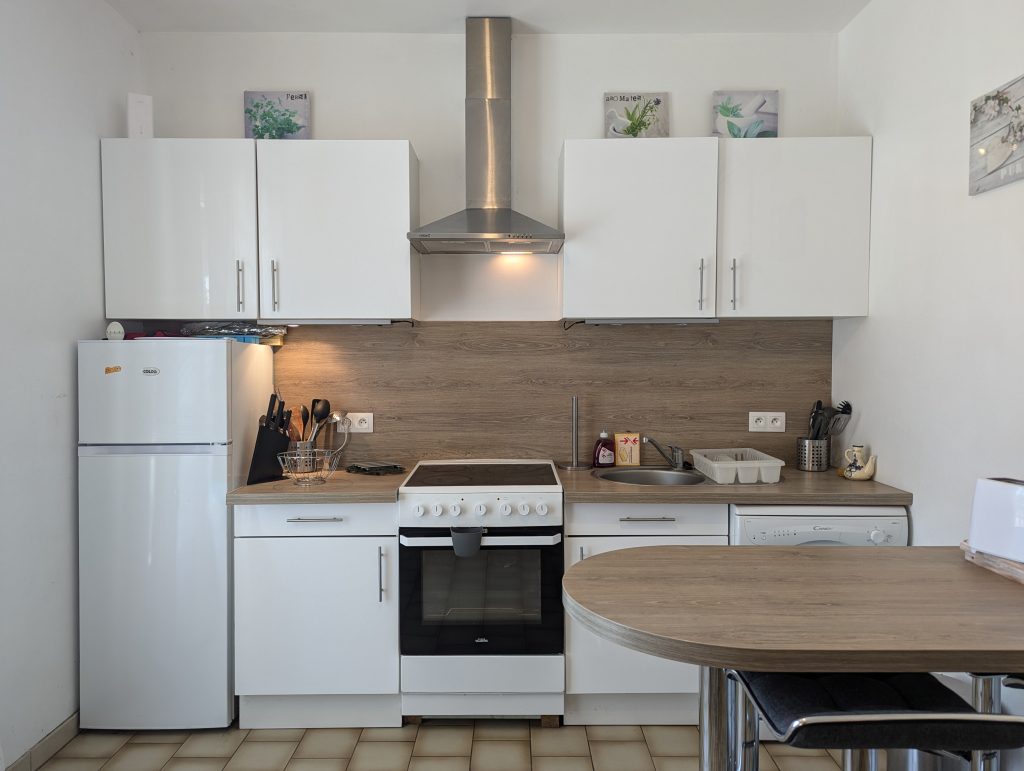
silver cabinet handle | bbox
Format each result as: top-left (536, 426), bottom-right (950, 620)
top-left (730, 258), bottom-right (737, 310)
top-left (619, 516), bottom-right (677, 522)
top-left (579, 546), bottom-right (585, 561)
top-left (236, 260), bottom-right (245, 311)
top-left (378, 546), bottom-right (384, 603)
top-left (271, 259), bottom-right (280, 311)
top-left (285, 517), bottom-right (344, 523)
top-left (698, 258), bottom-right (705, 311)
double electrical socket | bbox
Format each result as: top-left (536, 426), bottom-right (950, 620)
top-left (748, 411), bottom-right (786, 432)
top-left (340, 413), bottom-right (374, 433)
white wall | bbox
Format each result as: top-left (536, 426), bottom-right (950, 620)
top-left (0, 1), bottom-right (143, 765)
top-left (142, 31), bottom-right (838, 319)
top-left (834, 0), bottom-right (1024, 546)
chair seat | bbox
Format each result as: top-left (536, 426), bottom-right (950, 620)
top-left (1004, 674), bottom-right (1024, 689)
top-left (735, 671), bottom-right (1024, 751)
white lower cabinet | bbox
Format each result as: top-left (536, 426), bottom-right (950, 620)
top-left (233, 504), bottom-right (400, 727)
top-left (235, 535), bottom-right (398, 695)
top-left (564, 504), bottom-right (729, 724)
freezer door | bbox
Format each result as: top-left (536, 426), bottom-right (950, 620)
top-left (79, 339), bottom-right (230, 445)
top-left (78, 450), bottom-right (233, 729)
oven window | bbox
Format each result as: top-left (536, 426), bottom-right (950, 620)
top-left (399, 526), bottom-right (564, 656)
top-left (421, 549), bottom-right (542, 625)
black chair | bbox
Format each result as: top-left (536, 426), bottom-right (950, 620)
top-left (1003, 675), bottom-right (1024, 690)
top-left (728, 671), bottom-right (1024, 771)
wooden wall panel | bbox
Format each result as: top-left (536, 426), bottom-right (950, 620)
top-left (272, 320), bottom-right (832, 466)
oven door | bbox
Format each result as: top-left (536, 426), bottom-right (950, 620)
top-left (399, 526), bottom-right (564, 656)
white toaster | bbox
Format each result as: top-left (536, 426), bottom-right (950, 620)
top-left (968, 477), bottom-right (1024, 562)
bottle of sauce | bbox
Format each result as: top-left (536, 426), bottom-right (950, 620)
top-left (593, 430), bottom-right (615, 468)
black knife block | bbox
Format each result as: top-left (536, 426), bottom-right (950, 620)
top-left (246, 424), bottom-right (292, 485)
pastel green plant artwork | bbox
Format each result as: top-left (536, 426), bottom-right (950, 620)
top-left (623, 97), bottom-right (662, 137)
top-left (716, 95), bottom-right (778, 138)
top-left (245, 97), bottom-right (305, 139)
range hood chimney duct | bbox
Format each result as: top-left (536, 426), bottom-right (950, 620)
top-left (407, 17), bottom-right (564, 255)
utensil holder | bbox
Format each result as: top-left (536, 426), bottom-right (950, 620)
top-left (796, 437), bottom-right (831, 472)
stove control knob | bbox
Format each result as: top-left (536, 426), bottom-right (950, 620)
top-left (536, 503), bottom-right (549, 516)
top-left (518, 503), bottom-right (530, 516)
top-left (449, 504), bottom-right (462, 517)
top-left (474, 504), bottom-right (487, 517)
top-left (431, 503), bottom-right (444, 517)
top-left (413, 504), bottom-right (425, 518)
top-left (869, 529), bottom-right (886, 545)
top-left (499, 503), bottom-right (512, 516)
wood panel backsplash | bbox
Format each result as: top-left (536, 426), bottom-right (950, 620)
top-left (272, 320), bottom-right (832, 465)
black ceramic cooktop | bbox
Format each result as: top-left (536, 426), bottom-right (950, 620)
top-left (404, 463), bottom-right (558, 487)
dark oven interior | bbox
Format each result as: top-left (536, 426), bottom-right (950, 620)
top-left (399, 526), bottom-right (564, 656)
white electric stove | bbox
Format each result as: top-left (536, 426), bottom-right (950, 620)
top-left (397, 459), bottom-right (565, 719)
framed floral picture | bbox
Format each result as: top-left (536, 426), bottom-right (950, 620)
top-left (243, 91), bottom-right (311, 139)
top-left (969, 73), bottom-right (1024, 195)
top-left (712, 91), bottom-right (779, 138)
top-left (604, 92), bottom-right (669, 138)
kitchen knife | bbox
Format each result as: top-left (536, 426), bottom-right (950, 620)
top-left (263, 394), bottom-right (277, 427)
top-left (281, 409), bottom-right (292, 436)
top-left (275, 400), bottom-right (286, 432)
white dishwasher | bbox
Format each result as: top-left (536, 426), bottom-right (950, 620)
top-left (730, 504), bottom-right (909, 546)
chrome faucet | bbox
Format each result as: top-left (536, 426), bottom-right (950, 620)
top-left (643, 436), bottom-right (686, 470)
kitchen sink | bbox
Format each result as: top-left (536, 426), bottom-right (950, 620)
top-left (592, 468), bottom-right (705, 486)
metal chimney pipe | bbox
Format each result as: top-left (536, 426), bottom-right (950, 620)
top-left (465, 17), bottom-right (512, 210)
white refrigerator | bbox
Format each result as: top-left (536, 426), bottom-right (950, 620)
top-left (77, 338), bottom-right (272, 729)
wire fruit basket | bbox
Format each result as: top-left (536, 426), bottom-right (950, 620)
top-left (277, 447), bottom-right (344, 486)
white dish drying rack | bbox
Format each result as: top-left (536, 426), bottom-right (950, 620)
top-left (691, 448), bottom-right (785, 485)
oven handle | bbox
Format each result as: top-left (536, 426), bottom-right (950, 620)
top-left (399, 534), bottom-right (562, 547)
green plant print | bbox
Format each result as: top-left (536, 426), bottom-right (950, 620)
top-left (245, 98), bottom-right (305, 139)
top-left (622, 97), bottom-right (662, 137)
top-left (717, 96), bottom-right (743, 118)
top-left (720, 96), bottom-right (777, 138)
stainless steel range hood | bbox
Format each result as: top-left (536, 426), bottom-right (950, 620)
top-left (408, 17), bottom-right (564, 255)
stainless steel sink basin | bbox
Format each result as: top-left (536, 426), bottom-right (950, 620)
top-left (592, 468), bottom-right (705, 486)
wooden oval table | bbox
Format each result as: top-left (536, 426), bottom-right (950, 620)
top-left (562, 546), bottom-right (1024, 771)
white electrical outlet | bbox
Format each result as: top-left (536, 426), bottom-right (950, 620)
top-left (749, 411), bottom-right (786, 432)
top-left (344, 412), bottom-right (374, 433)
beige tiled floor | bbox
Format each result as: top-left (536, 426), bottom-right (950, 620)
top-left (42, 722), bottom-right (846, 771)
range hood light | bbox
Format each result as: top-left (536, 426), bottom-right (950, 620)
top-left (407, 18), bottom-right (564, 256)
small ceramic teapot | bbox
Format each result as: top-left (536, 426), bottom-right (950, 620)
top-left (843, 445), bottom-right (877, 481)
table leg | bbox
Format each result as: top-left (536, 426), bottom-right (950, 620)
top-left (971, 675), bottom-right (1002, 771)
top-left (701, 665), bottom-right (731, 771)
top-left (733, 678), bottom-right (759, 771)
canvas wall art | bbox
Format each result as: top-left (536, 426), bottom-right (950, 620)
top-left (712, 91), bottom-right (779, 138)
top-left (969, 74), bottom-right (1024, 195)
top-left (604, 92), bottom-right (669, 138)
top-left (244, 91), bottom-right (311, 139)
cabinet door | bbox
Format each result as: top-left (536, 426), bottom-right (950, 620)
top-left (257, 140), bottom-right (416, 321)
top-left (235, 536), bottom-right (399, 696)
top-left (562, 138), bottom-right (719, 319)
top-left (717, 137), bottom-right (871, 318)
top-left (565, 536), bottom-right (726, 694)
top-left (101, 139), bottom-right (257, 320)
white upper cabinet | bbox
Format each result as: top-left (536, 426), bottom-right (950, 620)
top-left (257, 140), bottom-right (419, 321)
top-left (717, 137), bottom-right (871, 318)
top-left (561, 138), bottom-right (719, 320)
top-left (101, 139), bottom-right (258, 320)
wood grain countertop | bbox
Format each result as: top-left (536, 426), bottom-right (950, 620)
top-left (228, 466), bottom-right (912, 506)
top-left (562, 545), bottom-right (1024, 672)
top-left (227, 470), bottom-right (408, 505)
top-left (559, 468), bottom-right (912, 505)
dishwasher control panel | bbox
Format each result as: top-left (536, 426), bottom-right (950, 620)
top-left (729, 506), bottom-right (909, 546)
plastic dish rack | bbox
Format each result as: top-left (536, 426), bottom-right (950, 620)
top-left (691, 448), bottom-right (785, 485)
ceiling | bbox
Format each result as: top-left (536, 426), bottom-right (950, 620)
top-left (104, 0), bottom-right (872, 35)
